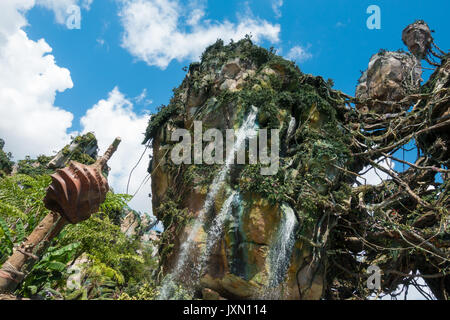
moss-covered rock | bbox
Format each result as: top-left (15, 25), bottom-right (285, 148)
top-left (148, 38), bottom-right (354, 300)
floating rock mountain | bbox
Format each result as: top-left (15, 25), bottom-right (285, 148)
top-left (146, 38), bottom-right (355, 300)
top-left (146, 21), bottom-right (449, 300)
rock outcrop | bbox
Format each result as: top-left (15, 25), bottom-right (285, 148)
top-left (402, 20), bottom-right (434, 59)
top-left (147, 38), bottom-right (353, 300)
top-left (356, 50), bottom-right (422, 113)
top-left (147, 22), bottom-right (449, 301)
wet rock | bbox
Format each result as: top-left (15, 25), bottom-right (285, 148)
top-left (200, 273), bottom-right (261, 299)
top-left (242, 196), bottom-right (279, 245)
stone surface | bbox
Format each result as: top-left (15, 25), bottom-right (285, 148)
top-left (66, 254), bottom-right (90, 291)
top-left (150, 41), bottom-right (329, 300)
top-left (402, 20), bottom-right (433, 59)
top-left (356, 51), bottom-right (422, 113)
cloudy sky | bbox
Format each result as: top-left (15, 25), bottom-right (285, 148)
top-left (0, 0), bottom-right (448, 217)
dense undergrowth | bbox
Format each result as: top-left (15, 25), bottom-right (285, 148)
top-left (0, 135), bottom-right (163, 300)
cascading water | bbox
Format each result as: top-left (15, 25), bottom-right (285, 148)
top-left (197, 191), bottom-right (238, 275)
top-left (158, 107), bottom-right (258, 299)
top-left (264, 203), bottom-right (298, 298)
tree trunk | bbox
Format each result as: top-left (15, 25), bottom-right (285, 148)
top-left (0, 212), bottom-right (68, 293)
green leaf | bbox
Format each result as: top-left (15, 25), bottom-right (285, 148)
top-left (28, 285), bottom-right (38, 295)
top-left (0, 216), bottom-right (12, 242)
top-left (15, 219), bottom-right (25, 243)
top-left (43, 261), bottom-right (66, 272)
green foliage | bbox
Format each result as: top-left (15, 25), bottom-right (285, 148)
top-left (0, 171), bottom-right (159, 300)
top-left (61, 132), bottom-right (98, 165)
top-left (200, 36), bottom-right (274, 69)
top-left (0, 216), bottom-right (14, 259)
top-left (17, 155), bottom-right (53, 176)
top-left (18, 243), bottom-right (80, 298)
top-left (143, 104), bottom-right (180, 144)
top-left (99, 192), bottom-right (133, 224)
top-left (239, 164), bottom-right (291, 205)
top-left (0, 174), bottom-right (53, 266)
top-left (59, 214), bottom-right (143, 286)
top-left (0, 174), bottom-right (51, 229)
top-left (117, 282), bottom-right (159, 300)
top-left (154, 196), bottom-right (190, 267)
top-left (0, 139), bottom-right (13, 177)
top-left (54, 192), bottom-right (157, 300)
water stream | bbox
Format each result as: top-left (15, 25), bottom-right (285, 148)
top-left (197, 191), bottom-right (238, 275)
top-left (158, 107), bottom-right (258, 299)
top-left (264, 203), bottom-right (298, 298)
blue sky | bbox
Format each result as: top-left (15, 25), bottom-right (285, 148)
top-left (0, 0), bottom-right (448, 214)
top-left (23, 0), bottom-right (450, 130)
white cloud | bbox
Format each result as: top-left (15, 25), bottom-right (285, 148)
top-left (118, 0), bottom-right (281, 69)
top-left (0, 2), bottom-right (152, 214)
top-left (80, 87), bottom-right (152, 214)
top-left (373, 275), bottom-right (435, 300)
top-left (0, 0), bottom-right (34, 46)
top-left (272, 0), bottom-right (283, 18)
top-left (286, 45), bottom-right (313, 63)
top-left (81, 0), bottom-right (94, 10)
top-left (0, 1), bottom-right (74, 160)
top-left (357, 158), bottom-right (394, 186)
top-left (134, 88), bottom-right (153, 106)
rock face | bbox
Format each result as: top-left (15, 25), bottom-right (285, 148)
top-left (402, 20), bottom-right (433, 59)
top-left (120, 210), bottom-right (160, 256)
top-left (356, 50), bottom-right (422, 113)
top-left (356, 20), bottom-right (443, 114)
top-left (147, 39), bottom-right (354, 300)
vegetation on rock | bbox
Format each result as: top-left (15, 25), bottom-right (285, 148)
top-left (147, 35), bottom-right (449, 300)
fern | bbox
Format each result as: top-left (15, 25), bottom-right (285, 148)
top-left (15, 219), bottom-right (25, 244)
top-left (0, 172), bottom-right (158, 300)
top-left (0, 216), bottom-right (14, 261)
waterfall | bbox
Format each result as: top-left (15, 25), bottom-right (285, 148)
top-left (267, 203), bottom-right (298, 291)
top-left (158, 107), bottom-right (258, 299)
top-left (197, 191), bottom-right (238, 275)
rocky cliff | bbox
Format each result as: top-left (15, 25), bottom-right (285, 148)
top-left (147, 38), bottom-right (360, 300)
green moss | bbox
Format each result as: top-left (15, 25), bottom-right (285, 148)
top-left (154, 192), bottom-right (192, 268)
top-left (143, 100), bottom-right (182, 144)
top-left (239, 164), bottom-right (291, 206)
top-left (67, 132), bottom-right (98, 165)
